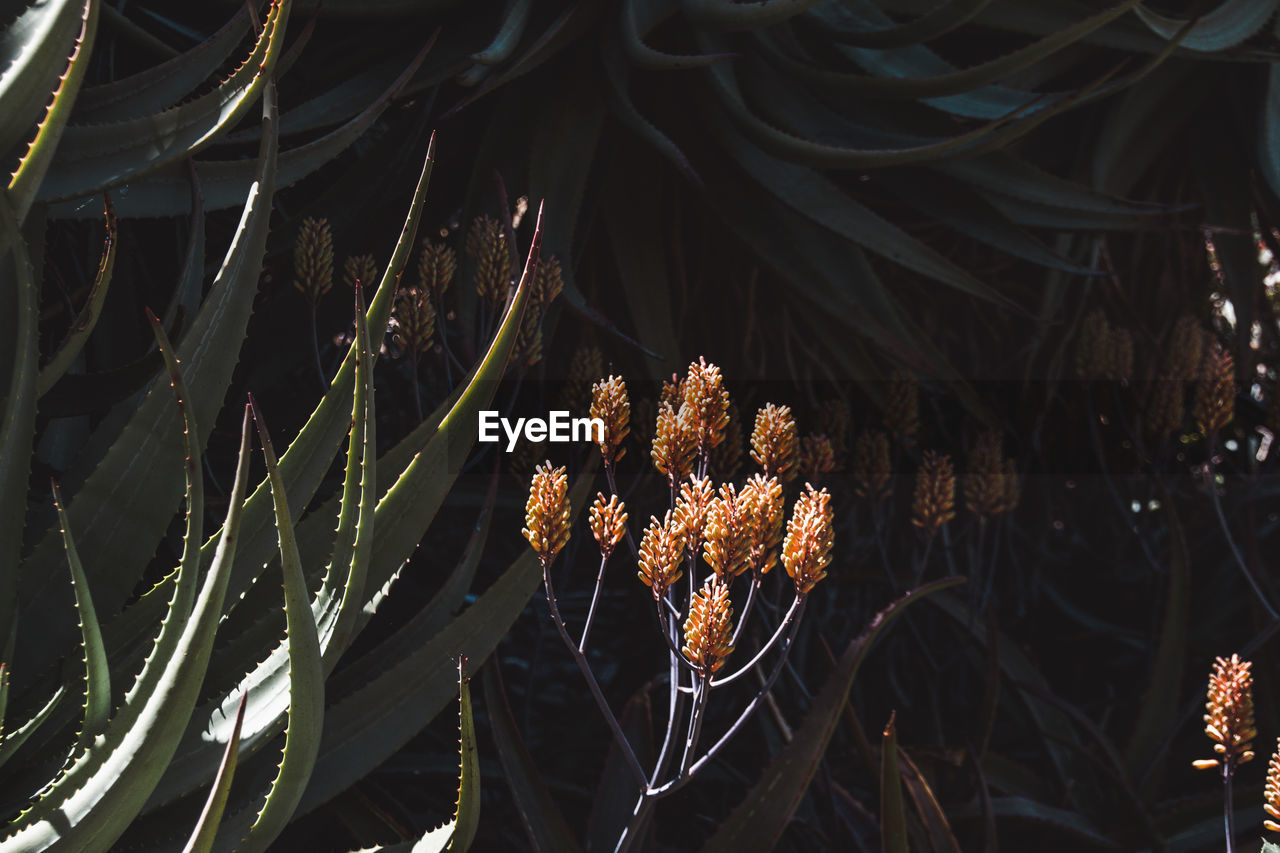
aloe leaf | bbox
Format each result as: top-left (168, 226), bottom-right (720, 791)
top-left (14, 80), bottom-right (279, 685)
top-left (622, 0), bottom-right (734, 70)
top-left (34, 0), bottom-right (290, 203)
top-left (0, 0), bottom-right (85, 156)
top-left (0, 664), bottom-right (8, 735)
top-left (1124, 501), bottom-right (1189, 795)
top-left (880, 714), bottom-right (908, 853)
top-left (0, 685), bottom-right (66, 772)
top-left (182, 694), bottom-right (247, 853)
top-left (797, 0), bottom-right (1142, 103)
top-left (449, 656), bottom-right (480, 853)
top-left (50, 480), bottom-right (109, 739)
top-left (330, 470), bottom-right (497, 700)
top-left (36, 195), bottom-right (116, 396)
top-left (319, 284), bottom-right (376, 670)
top-left (812, 0), bottom-right (994, 48)
top-left (897, 747), bottom-right (961, 853)
top-left (263, 0), bottom-right (463, 16)
top-left (354, 202), bottom-right (541, 623)
top-left (480, 661), bottom-right (582, 853)
top-left (683, 0), bottom-right (823, 30)
top-left (716, 127), bottom-right (1014, 307)
top-left (983, 797), bottom-right (1122, 850)
top-left (73, 8), bottom-right (250, 123)
top-left (231, 403), bottom-right (326, 853)
top-left (0, 339), bottom-right (250, 853)
top-left (875, 170), bottom-right (1097, 275)
top-left (0, 194), bottom-right (38, 647)
top-left (7, 0), bottom-right (97, 223)
top-left (1136, 0), bottom-right (1278, 51)
top-left (699, 578), bottom-right (963, 853)
top-left (470, 0), bottom-right (532, 67)
top-left (296, 468), bottom-right (595, 815)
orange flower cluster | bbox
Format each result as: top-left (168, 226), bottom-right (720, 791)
top-left (522, 463), bottom-right (571, 562)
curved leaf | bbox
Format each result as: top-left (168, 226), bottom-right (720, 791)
top-left (0, 0), bottom-right (85, 155)
top-left (1136, 0), bottom-right (1279, 51)
top-left (880, 713), bottom-right (908, 853)
top-left (182, 694), bottom-right (247, 853)
top-left (34, 0), bottom-right (290, 202)
top-left (700, 578), bottom-right (964, 853)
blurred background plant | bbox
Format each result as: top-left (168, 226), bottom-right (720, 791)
top-left (8, 0), bottom-right (1280, 849)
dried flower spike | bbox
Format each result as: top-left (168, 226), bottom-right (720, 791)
top-left (912, 451), bottom-right (956, 536)
top-left (815, 399), bottom-right (850, 463)
top-left (1104, 327), bottom-right (1133, 383)
top-left (853, 429), bottom-right (892, 500)
top-left (590, 376), bottom-right (630, 466)
top-left (1169, 315), bottom-right (1206, 382)
top-left (681, 358), bottom-right (731, 456)
top-left (782, 484), bottom-right (834, 595)
top-left (750, 403), bottom-right (798, 482)
top-left (522, 463), bottom-right (572, 562)
top-left (964, 430), bottom-right (1011, 521)
top-left (515, 255), bottom-right (566, 367)
top-left (683, 577), bottom-right (735, 675)
top-left (1266, 739), bottom-right (1280, 832)
top-left (703, 484), bottom-right (752, 579)
top-left (1143, 373), bottom-right (1184, 440)
top-left (674, 475), bottom-right (715, 555)
top-left (589, 493), bottom-right (628, 558)
top-left (418, 240), bottom-right (457, 302)
top-left (637, 511), bottom-right (685, 600)
top-left (798, 434), bottom-right (835, 484)
top-left (1075, 309), bottom-right (1110, 379)
top-left (393, 288), bottom-right (436, 355)
top-left (652, 401), bottom-right (696, 488)
top-left (293, 216), bottom-right (334, 305)
top-left (1193, 654), bottom-right (1255, 775)
top-left (1195, 343), bottom-right (1234, 438)
top-left (742, 474), bottom-right (785, 575)
top-left (883, 370), bottom-right (919, 443)
top-left (344, 254), bottom-right (379, 291)
top-left (466, 214), bottom-right (511, 307)
top-left (660, 374), bottom-right (683, 410)
top-left (561, 345), bottom-right (603, 417)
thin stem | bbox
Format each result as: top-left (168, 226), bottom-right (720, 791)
top-left (433, 296), bottom-right (458, 388)
top-left (1207, 458), bottom-right (1279, 620)
top-left (713, 596), bottom-right (803, 688)
top-left (541, 555), bottom-right (648, 787)
top-left (578, 553), bottom-right (610, 652)
top-left (309, 302), bottom-right (325, 391)
top-left (649, 604), bottom-right (806, 798)
top-left (1224, 768), bottom-right (1236, 853)
top-left (680, 674), bottom-right (710, 776)
top-left (652, 598), bottom-right (699, 674)
top-left (730, 575), bottom-right (760, 647)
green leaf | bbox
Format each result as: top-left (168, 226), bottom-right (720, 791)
top-left (897, 747), bottom-right (962, 853)
top-left (0, 333), bottom-right (251, 853)
top-left (0, 0), bottom-right (86, 156)
top-left (481, 662), bottom-right (582, 853)
top-left (73, 8), bottom-right (250, 123)
top-left (0, 684), bottom-right (66, 772)
top-left (7, 0), bottom-right (97, 223)
top-left (182, 694), bottom-right (247, 853)
top-left (296, 468), bottom-right (596, 815)
top-left (33, 0), bottom-right (290, 203)
top-left (699, 578), bottom-right (964, 853)
top-left (15, 75), bottom-right (280, 684)
top-left (0, 194), bottom-right (39, 647)
top-left (50, 40), bottom-right (431, 220)
top-left (450, 656), bottom-right (480, 853)
top-left (36, 195), bottom-right (116, 396)
top-left (233, 402), bottom-right (326, 853)
top-left (984, 796), bottom-right (1123, 850)
top-left (51, 479), bottom-right (110, 739)
top-left (716, 126), bottom-right (1015, 307)
top-left (880, 713), bottom-right (908, 853)
top-left (1136, 0), bottom-right (1279, 51)
top-left (811, 0), bottom-right (994, 48)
